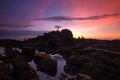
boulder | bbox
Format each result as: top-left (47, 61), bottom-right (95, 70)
top-left (21, 47), bottom-right (35, 62)
top-left (11, 54), bottom-right (39, 80)
top-left (37, 58), bottom-right (57, 76)
top-left (55, 48), bottom-right (72, 60)
top-left (0, 63), bottom-right (13, 80)
top-left (34, 52), bottom-right (51, 65)
top-left (34, 52), bottom-right (57, 76)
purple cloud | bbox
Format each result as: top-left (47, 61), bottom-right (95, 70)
top-left (33, 13), bottom-right (120, 21)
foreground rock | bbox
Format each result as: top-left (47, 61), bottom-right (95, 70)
top-left (34, 52), bottom-right (57, 76)
top-left (1, 50), bottom-right (20, 63)
top-left (64, 48), bottom-right (120, 80)
top-left (37, 58), bottom-right (57, 76)
top-left (76, 74), bottom-right (93, 80)
top-left (11, 54), bottom-right (39, 80)
top-left (21, 47), bottom-right (36, 62)
top-left (55, 48), bottom-right (72, 60)
top-left (34, 52), bottom-right (51, 64)
top-left (0, 63), bottom-right (13, 80)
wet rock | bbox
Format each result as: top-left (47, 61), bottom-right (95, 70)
top-left (76, 74), bottom-right (93, 80)
top-left (64, 51), bottom-right (120, 80)
top-left (11, 54), bottom-right (39, 80)
top-left (64, 55), bottom-right (97, 75)
top-left (21, 47), bottom-right (35, 62)
top-left (1, 50), bottom-right (20, 63)
top-left (59, 73), bottom-right (68, 80)
top-left (34, 52), bottom-right (51, 65)
top-left (67, 77), bottom-right (75, 80)
top-left (35, 52), bottom-right (51, 59)
top-left (55, 48), bottom-right (72, 60)
top-left (11, 66), bottom-right (38, 80)
top-left (4, 47), bottom-right (13, 55)
top-left (37, 58), bottom-right (57, 76)
top-left (0, 63), bottom-right (13, 80)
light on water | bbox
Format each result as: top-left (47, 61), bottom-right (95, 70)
top-left (0, 47), bottom-right (5, 56)
top-left (28, 53), bottom-right (66, 80)
top-left (0, 47), bottom-right (67, 80)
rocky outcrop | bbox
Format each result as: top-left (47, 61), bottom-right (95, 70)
top-left (55, 48), bottom-right (72, 60)
top-left (34, 52), bottom-right (57, 76)
top-left (0, 63), bottom-right (13, 80)
top-left (0, 48), bottom-right (39, 80)
top-left (64, 49), bottom-right (120, 80)
top-left (1, 50), bottom-right (20, 63)
top-left (1, 29), bottom-right (120, 80)
top-left (11, 54), bottom-right (39, 80)
top-left (36, 58), bottom-right (57, 76)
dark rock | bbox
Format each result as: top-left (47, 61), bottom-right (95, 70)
top-left (64, 55), bottom-right (97, 75)
top-left (21, 47), bottom-right (35, 62)
top-left (0, 63), bottom-right (13, 80)
top-left (64, 51), bottom-right (120, 80)
top-left (34, 52), bottom-right (51, 65)
top-left (68, 77), bottom-right (75, 80)
top-left (1, 50), bottom-right (20, 63)
top-left (76, 74), bottom-right (93, 80)
top-left (61, 29), bottom-right (73, 39)
top-left (34, 52), bottom-right (57, 76)
top-left (11, 54), bottom-right (39, 80)
top-left (59, 73), bottom-right (68, 80)
top-left (22, 47), bottom-right (35, 56)
top-left (55, 48), bottom-right (72, 60)
top-left (37, 58), bottom-right (57, 76)
top-left (60, 29), bottom-right (74, 46)
top-left (4, 47), bottom-right (13, 55)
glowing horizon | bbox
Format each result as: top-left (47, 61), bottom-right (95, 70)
top-left (0, 0), bottom-right (120, 40)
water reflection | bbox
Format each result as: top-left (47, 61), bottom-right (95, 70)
top-left (28, 54), bottom-right (66, 80)
top-left (0, 47), bottom-right (5, 56)
top-left (12, 47), bottom-right (22, 53)
top-left (0, 47), bottom-right (69, 80)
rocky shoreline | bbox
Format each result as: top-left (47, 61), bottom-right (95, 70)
top-left (0, 29), bottom-right (120, 80)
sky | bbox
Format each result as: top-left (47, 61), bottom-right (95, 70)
top-left (0, 0), bottom-right (120, 40)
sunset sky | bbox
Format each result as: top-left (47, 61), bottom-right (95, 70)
top-left (0, 0), bottom-right (120, 40)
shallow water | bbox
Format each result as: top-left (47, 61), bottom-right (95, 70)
top-left (28, 57), bottom-right (66, 80)
top-left (0, 47), bottom-right (67, 80)
top-left (0, 47), bottom-right (5, 56)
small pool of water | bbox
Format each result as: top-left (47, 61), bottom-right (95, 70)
top-left (0, 47), bottom-right (5, 56)
top-left (0, 47), bottom-right (67, 80)
top-left (28, 55), bottom-right (66, 80)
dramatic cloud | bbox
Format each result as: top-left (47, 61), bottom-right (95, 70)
top-left (0, 0), bottom-right (120, 40)
top-left (33, 13), bottom-right (120, 21)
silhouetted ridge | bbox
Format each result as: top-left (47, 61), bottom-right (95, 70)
top-left (24, 29), bottom-right (74, 53)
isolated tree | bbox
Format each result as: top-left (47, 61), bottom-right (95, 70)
top-left (55, 25), bottom-right (61, 31)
